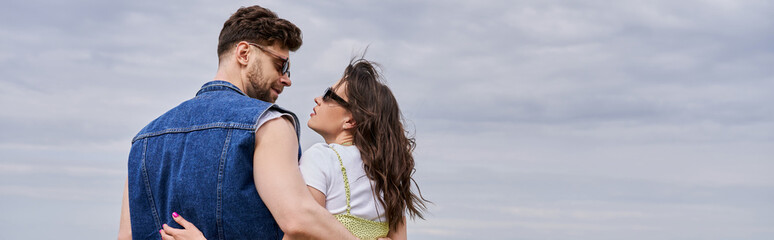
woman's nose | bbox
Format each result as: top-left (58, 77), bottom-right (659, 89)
top-left (314, 96), bottom-right (322, 105)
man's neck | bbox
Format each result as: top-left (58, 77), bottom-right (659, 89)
top-left (214, 66), bottom-right (245, 94)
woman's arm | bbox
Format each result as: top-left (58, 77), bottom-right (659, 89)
top-left (118, 178), bottom-right (131, 240)
top-left (307, 186), bottom-right (327, 207)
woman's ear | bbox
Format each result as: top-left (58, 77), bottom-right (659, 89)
top-left (343, 117), bottom-right (357, 130)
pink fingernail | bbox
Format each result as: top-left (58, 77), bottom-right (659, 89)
top-left (159, 229), bottom-right (163, 233)
top-left (172, 212), bottom-right (179, 218)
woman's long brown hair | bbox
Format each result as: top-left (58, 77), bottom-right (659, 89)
top-left (340, 58), bottom-right (429, 231)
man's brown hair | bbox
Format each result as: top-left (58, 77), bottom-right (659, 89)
top-left (217, 5), bottom-right (302, 59)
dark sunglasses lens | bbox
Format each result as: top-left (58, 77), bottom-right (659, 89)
top-left (280, 61), bottom-right (289, 76)
top-left (323, 88), bottom-right (332, 100)
top-left (323, 87), bottom-right (349, 106)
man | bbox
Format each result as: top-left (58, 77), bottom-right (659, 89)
top-left (118, 5), bottom-right (356, 239)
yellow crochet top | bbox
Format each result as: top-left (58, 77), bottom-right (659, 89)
top-left (329, 146), bottom-right (389, 240)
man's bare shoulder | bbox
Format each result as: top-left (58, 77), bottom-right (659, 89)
top-left (255, 115), bottom-right (297, 143)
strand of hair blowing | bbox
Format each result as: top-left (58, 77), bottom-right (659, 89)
top-left (343, 59), bottom-right (429, 231)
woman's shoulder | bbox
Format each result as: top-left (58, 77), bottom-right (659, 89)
top-left (301, 143), bottom-right (361, 164)
top-left (303, 142), bottom-right (335, 155)
top-left (300, 143), bottom-right (337, 164)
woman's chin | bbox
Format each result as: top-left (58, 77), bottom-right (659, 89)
top-left (307, 122), bottom-right (321, 134)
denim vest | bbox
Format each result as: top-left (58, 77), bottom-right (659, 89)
top-left (127, 81), bottom-right (300, 240)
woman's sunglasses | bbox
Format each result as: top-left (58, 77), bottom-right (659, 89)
top-left (323, 87), bottom-right (349, 107)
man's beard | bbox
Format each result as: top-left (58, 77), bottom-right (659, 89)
top-left (246, 60), bottom-right (274, 103)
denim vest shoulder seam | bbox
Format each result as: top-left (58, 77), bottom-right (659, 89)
top-left (132, 122), bottom-right (255, 143)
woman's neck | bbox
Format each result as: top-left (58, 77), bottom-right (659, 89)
top-left (324, 131), bottom-right (355, 146)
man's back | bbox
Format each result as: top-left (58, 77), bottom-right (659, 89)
top-left (127, 81), bottom-right (298, 240)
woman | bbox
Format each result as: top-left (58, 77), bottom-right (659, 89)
top-left (161, 58), bottom-right (429, 240)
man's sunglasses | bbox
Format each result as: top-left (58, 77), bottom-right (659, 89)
top-left (247, 42), bottom-right (290, 77)
top-left (323, 87), bottom-right (349, 107)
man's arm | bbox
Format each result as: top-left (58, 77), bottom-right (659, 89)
top-left (253, 117), bottom-right (356, 239)
top-left (118, 178), bottom-right (132, 240)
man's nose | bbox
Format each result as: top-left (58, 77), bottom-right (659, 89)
top-left (280, 74), bottom-right (291, 87)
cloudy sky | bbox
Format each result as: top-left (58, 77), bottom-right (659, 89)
top-left (1, 0), bottom-right (773, 239)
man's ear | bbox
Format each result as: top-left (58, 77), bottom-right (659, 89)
top-left (235, 42), bottom-right (251, 66)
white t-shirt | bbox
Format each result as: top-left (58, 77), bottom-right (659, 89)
top-left (255, 109), bottom-right (295, 131)
top-left (299, 143), bottom-right (387, 222)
